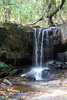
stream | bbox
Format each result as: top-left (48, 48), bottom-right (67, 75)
top-left (0, 69), bottom-right (67, 100)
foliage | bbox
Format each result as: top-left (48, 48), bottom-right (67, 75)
top-left (0, 62), bottom-right (12, 69)
top-left (0, 0), bottom-right (67, 26)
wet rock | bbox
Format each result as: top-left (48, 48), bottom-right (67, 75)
top-left (47, 61), bottom-right (63, 69)
top-left (21, 74), bottom-right (36, 81)
top-left (56, 62), bottom-right (63, 68)
top-left (48, 63), bottom-right (58, 69)
top-left (65, 51), bottom-right (67, 61)
top-left (42, 70), bottom-right (53, 80)
top-left (51, 27), bottom-right (61, 45)
top-left (3, 79), bottom-right (12, 86)
top-left (58, 53), bottom-right (65, 61)
top-left (1, 83), bottom-right (6, 86)
top-left (25, 75), bottom-right (36, 81)
top-left (0, 72), bottom-right (9, 78)
top-left (9, 68), bottom-right (23, 76)
top-left (21, 73), bottom-right (27, 77)
top-left (54, 61), bottom-right (67, 69)
top-left (65, 62), bottom-right (67, 64)
top-left (62, 64), bottom-right (67, 69)
top-left (45, 27), bottom-right (61, 46)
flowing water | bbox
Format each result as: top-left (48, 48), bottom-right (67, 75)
top-left (21, 27), bottom-right (61, 81)
top-left (34, 28), bottom-right (42, 66)
top-left (32, 28), bottom-right (53, 80)
top-left (34, 28), bottom-right (53, 66)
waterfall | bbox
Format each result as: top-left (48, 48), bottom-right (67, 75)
top-left (34, 29), bottom-right (38, 66)
top-left (34, 28), bottom-right (44, 67)
top-left (40, 30), bottom-right (45, 66)
top-left (34, 28), bottom-right (53, 67)
top-left (28, 28), bottom-right (54, 80)
top-left (21, 27), bottom-right (61, 81)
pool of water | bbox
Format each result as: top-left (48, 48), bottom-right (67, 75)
top-left (0, 69), bottom-right (67, 100)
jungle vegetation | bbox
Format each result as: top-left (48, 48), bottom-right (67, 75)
top-left (0, 0), bottom-right (67, 27)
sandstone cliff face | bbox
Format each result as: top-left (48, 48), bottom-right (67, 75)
top-left (0, 23), bottom-right (33, 66)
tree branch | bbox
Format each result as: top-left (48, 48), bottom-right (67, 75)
top-left (26, 0), bottom-right (66, 25)
top-left (46, 0), bottom-right (66, 18)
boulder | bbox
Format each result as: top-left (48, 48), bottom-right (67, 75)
top-left (51, 27), bottom-right (61, 45)
top-left (25, 75), bottom-right (36, 81)
top-left (21, 74), bottom-right (36, 81)
top-left (46, 61), bottom-right (63, 69)
top-left (3, 79), bottom-right (12, 86)
top-left (44, 27), bottom-right (61, 46)
top-left (42, 70), bottom-right (51, 78)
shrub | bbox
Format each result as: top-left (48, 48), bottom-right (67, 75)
top-left (0, 62), bottom-right (12, 69)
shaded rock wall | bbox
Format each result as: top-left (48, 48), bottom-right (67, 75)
top-left (0, 22), bottom-right (67, 67)
top-left (57, 21), bottom-right (67, 61)
top-left (0, 23), bottom-right (33, 66)
top-left (43, 27), bottom-right (61, 61)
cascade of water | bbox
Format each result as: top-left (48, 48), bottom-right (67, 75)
top-left (40, 30), bottom-right (45, 66)
top-left (32, 28), bottom-right (45, 80)
top-left (34, 28), bottom-right (53, 66)
top-left (34, 28), bottom-right (42, 66)
top-left (28, 67), bottom-right (45, 80)
top-left (21, 27), bottom-right (60, 81)
top-left (34, 29), bottom-right (38, 66)
top-left (33, 28), bottom-right (53, 80)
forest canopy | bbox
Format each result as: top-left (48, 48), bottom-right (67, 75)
top-left (0, 0), bottom-right (67, 27)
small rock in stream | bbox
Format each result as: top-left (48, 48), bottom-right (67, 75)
top-left (25, 75), bottom-right (36, 81)
top-left (21, 74), bottom-right (36, 81)
top-left (1, 83), bottom-right (6, 87)
top-left (1, 79), bottom-right (13, 86)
